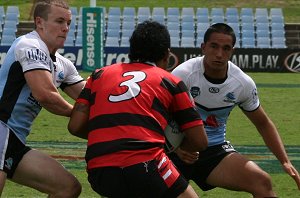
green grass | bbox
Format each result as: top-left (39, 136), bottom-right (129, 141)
top-left (1, 0), bottom-right (300, 23)
top-left (2, 72), bottom-right (300, 197)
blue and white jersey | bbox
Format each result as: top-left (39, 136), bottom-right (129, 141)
top-left (0, 31), bottom-right (83, 144)
top-left (172, 56), bottom-right (259, 146)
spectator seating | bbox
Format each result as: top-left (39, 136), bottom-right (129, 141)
top-left (6, 6), bottom-right (283, 49)
top-left (272, 38), bottom-right (286, 48)
top-left (240, 8), bottom-right (254, 17)
top-left (167, 7), bottom-right (180, 17)
top-left (241, 37), bottom-right (256, 48)
top-left (123, 7), bottom-right (136, 18)
top-left (181, 37), bottom-right (195, 47)
top-left (171, 36), bottom-right (180, 47)
top-left (6, 6), bottom-right (19, 17)
top-left (152, 14), bottom-right (165, 25)
top-left (70, 7), bottom-right (78, 16)
top-left (152, 7), bottom-right (165, 17)
top-left (68, 7), bottom-right (288, 49)
top-left (211, 8), bottom-right (224, 17)
top-left (64, 36), bottom-right (75, 47)
top-left (105, 36), bottom-right (120, 47)
top-left (121, 29), bottom-right (134, 38)
top-left (0, 34), bottom-right (15, 46)
top-left (120, 36), bottom-right (130, 47)
top-left (75, 36), bottom-right (82, 46)
top-left (226, 8), bottom-right (238, 17)
top-left (256, 37), bottom-right (271, 48)
top-left (0, 6), bottom-right (5, 19)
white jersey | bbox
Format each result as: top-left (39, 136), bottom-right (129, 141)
top-left (172, 56), bottom-right (259, 146)
top-left (0, 31), bottom-right (83, 143)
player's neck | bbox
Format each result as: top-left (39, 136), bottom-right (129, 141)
top-left (204, 72), bottom-right (227, 84)
top-left (203, 66), bottom-right (228, 84)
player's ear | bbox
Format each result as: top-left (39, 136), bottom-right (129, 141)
top-left (35, 16), bottom-right (44, 29)
top-left (200, 43), bottom-right (205, 53)
top-left (157, 49), bottom-right (170, 70)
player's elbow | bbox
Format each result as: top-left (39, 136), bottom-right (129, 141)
top-left (68, 121), bottom-right (88, 139)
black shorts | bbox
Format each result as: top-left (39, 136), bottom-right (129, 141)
top-left (88, 153), bottom-right (189, 198)
top-left (168, 141), bottom-right (237, 191)
top-left (0, 122), bottom-right (31, 178)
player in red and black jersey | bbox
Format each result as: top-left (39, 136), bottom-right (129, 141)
top-left (68, 20), bottom-right (208, 198)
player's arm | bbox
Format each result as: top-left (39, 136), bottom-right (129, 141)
top-left (244, 106), bottom-right (300, 190)
top-left (63, 81), bottom-right (86, 100)
top-left (175, 125), bottom-right (208, 164)
top-left (68, 102), bottom-right (89, 139)
top-left (25, 70), bottom-right (73, 117)
top-left (181, 125), bottom-right (208, 152)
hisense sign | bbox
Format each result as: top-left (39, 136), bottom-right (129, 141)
top-left (82, 7), bottom-right (104, 71)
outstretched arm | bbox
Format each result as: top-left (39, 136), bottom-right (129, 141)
top-left (25, 70), bottom-right (73, 117)
top-left (244, 106), bottom-right (300, 190)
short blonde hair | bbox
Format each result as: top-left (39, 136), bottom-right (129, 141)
top-left (33, 0), bottom-right (69, 21)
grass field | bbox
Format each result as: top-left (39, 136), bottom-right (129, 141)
top-left (2, 72), bottom-right (300, 197)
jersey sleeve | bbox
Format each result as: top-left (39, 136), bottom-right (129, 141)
top-left (56, 53), bottom-right (84, 89)
top-left (171, 61), bottom-right (190, 83)
top-left (238, 75), bottom-right (260, 112)
top-left (15, 39), bottom-right (51, 73)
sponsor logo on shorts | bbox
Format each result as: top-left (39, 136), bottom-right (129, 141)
top-left (5, 157), bottom-right (13, 170)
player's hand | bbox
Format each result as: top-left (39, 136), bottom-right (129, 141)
top-left (175, 147), bottom-right (199, 164)
top-left (282, 161), bottom-right (300, 190)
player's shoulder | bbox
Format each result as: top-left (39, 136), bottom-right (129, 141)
top-left (16, 31), bottom-right (47, 51)
top-left (174, 56), bottom-right (203, 71)
top-left (172, 56), bottom-right (203, 81)
top-left (228, 61), bottom-right (256, 85)
top-left (55, 52), bottom-right (73, 66)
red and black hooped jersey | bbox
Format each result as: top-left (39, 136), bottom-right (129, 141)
top-left (77, 62), bottom-right (203, 170)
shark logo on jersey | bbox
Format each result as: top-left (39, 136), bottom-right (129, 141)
top-left (190, 87), bottom-right (200, 98)
top-left (58, 71), bottom-right (64, 80)
top-left (223, 92), bottom-right (236, 103)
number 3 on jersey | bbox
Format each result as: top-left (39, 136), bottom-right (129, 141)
top-left (109, 71), bottom-right (146, 102)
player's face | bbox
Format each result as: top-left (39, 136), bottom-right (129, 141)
top-left (201, 32), bottom-right (234, 74)
top-left (38, 5), bottom-right (71, 53)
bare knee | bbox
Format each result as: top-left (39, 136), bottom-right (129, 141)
top-left (65, 179), bottom-right (82, 198)
top-left (49, 177), bottom-right (82, 198)
top-left (252, 172), bottom-right (276, 198)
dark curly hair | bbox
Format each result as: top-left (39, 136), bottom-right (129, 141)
top-left (129, 20), bottom-right (170, 63)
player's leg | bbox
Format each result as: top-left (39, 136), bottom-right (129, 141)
top-left (177, 184), bottom-right (199, 198)
top-left (11, 149), bottom-right (82, 198)
top-left (206, 152), bottom-right (276, 197)
top-left (0, 123), bottom-right (11, 196)
top-left (0, 171), bottom-right (7, 196)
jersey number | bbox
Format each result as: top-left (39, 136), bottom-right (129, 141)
top-left (109, 71), bottom-right (146, 102)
